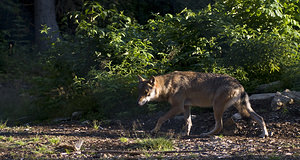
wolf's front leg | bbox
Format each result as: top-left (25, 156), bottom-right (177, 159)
top-left (151, 106), bottom-right (184, 134)
top-left (181, 106), bottom-right (192, 136)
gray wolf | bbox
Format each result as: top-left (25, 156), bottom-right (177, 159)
top-left (137, 71), bottom-right (268, 138)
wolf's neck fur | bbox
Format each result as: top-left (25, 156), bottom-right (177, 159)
top-left (154, 75), bottom-right (172, 101)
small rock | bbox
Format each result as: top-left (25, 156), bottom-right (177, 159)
top-left (232, 113), bottom-right (242, 121)
top-left (174, 115), bottom-right (196, 120)
top-left (174, 116), bottom-right (184, 120)
top-left (52, 117), bottom-right (70, 123)
top-left (81, 120), bottom-right (90, 125)
top-left (210, 135), bottom-right (221, 141)
top-left (72, 111), bottom-right (83, 120)
top-left (60, 152), bottom-right (68, 156)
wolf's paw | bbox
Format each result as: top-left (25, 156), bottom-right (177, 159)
top-left (259, 133), bottom-right (266, 138)
top-left (180, 132), bottom-right (190, 137)
top-left (150, 129), bottom-right (158, 135)
top-left (259, 132), bottom-right (269, 138)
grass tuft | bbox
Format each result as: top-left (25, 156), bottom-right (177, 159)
top-left (0, 120), bottom-right (7, 129)
top-left (136, 137), bottom-right (174, 151)
top-left (31, 135), bottom-right (40, 143)
top-left (15, 140), bottom-right (26, 146)
top-left (92, 120), bottom-right (100, 130)
top-left (7, 136), bottom-right (14, 142)
top-left (49, 137), bottom-right (60, 146)
top-left (119, 137), bottom-right (128, 143)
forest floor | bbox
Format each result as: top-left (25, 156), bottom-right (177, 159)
top-left (0, 99), bottom-right (299, 159)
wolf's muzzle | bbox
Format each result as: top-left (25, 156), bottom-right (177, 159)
top-left (137, 98), bottom-right (147, 106)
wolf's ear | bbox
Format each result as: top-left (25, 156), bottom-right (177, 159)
top-left (149, 76), bottom-right (155, 86)
top-left (138, 75), bottom-right (145, 82)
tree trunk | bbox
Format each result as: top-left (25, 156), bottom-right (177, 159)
top-left (34, 0), bottom-right (60, 51)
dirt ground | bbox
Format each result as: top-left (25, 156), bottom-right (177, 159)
top-left (0, 100), bottom-right (299, 159)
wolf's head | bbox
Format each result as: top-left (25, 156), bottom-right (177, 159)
top-left (137, 75), bottom-right (157, 106)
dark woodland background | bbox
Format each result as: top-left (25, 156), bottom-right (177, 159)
top-left (0, 0), bottom-right (299, 122)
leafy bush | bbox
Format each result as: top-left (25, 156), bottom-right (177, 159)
top-left (29, 35), bottom-right (99, 120)
top-left (216, 0), bottom-right (300, 82)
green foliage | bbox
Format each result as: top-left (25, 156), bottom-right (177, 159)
top-left (119, 137), bottom-right (128, 143)
top-left (29, 0), bottom-right (299, 120)
top-left (15, 140), bottom-right (26, 146)
top-left (216, 0), bottom-right (300, 81)
top-left (282, 63), bottom-right (300, 90)
top-left (0, 120), bottom-right (7, 129)
top-left (29, 33), bottom-right (100, 119)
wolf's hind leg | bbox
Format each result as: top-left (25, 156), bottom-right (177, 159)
top-left (239, 93), bottom-right (269, 138)
top-left (246, 104), bottom-right (269, 138)
top-left (201, 103), bottom-right (225, 137)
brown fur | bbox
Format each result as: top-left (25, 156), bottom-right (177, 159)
top-left (137, 71), bottom-right (268, 138)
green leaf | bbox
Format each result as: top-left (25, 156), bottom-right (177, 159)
top-left (274, 9), bottom-right (283, 18)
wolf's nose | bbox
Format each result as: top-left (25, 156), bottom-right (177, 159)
top-left (137, 99), bottom-right (147, 106)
